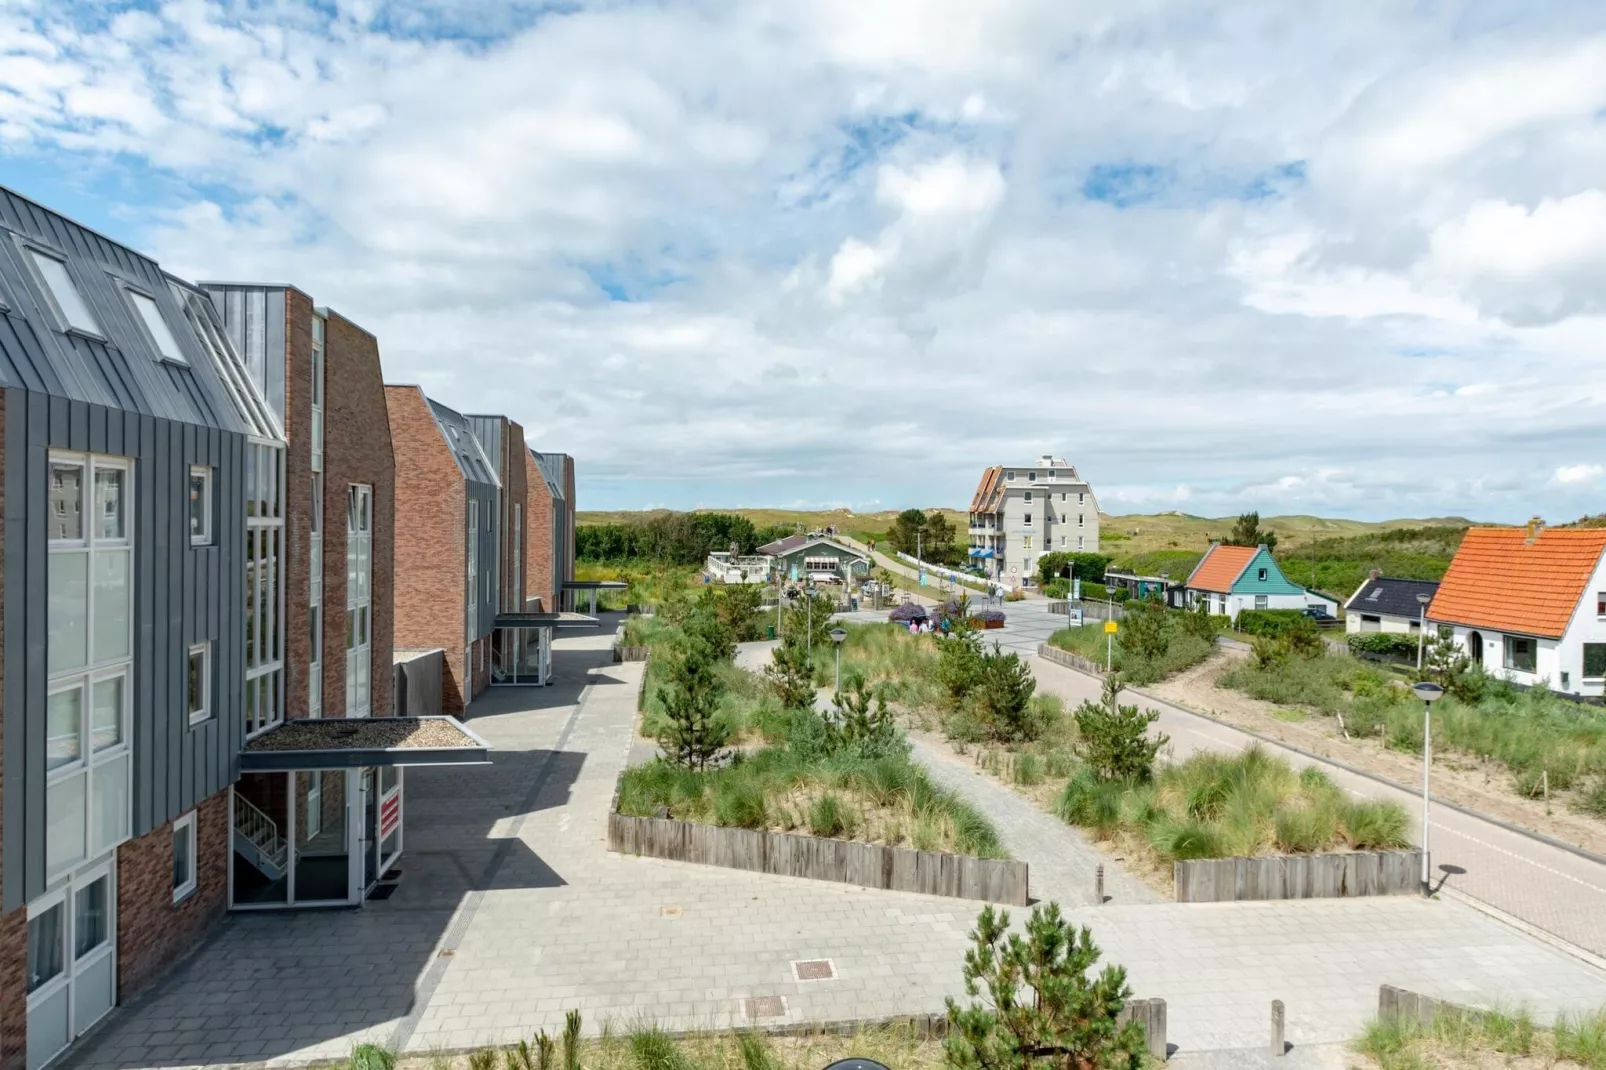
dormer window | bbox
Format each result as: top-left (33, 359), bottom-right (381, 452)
top-left (1257, 568), bottom-right (1267, 581)
top-left (127, 290), bottom-right (187, 364)
top-left (27, 248), bottom-right (100, 335)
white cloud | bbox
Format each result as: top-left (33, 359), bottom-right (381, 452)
top-left (1554, 463), bottom-right (1605, 486)
top-left (1, 0), bottom-right (1603, 517)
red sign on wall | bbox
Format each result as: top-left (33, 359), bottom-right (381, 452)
top-left (379, 790), bottom-right (401, 839)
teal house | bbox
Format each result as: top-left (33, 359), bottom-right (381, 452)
top-left (757, 534), bottom-right (871, 585)
top-left (1183, 543), bottom-right (1338, 620)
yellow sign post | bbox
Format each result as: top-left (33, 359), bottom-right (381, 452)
top-left (1104, 619), bottom-right (1117, 672)
top-left (1104, 621), bottom-right (1118, 633)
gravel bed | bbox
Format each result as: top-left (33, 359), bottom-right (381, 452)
top-left (245, 717), bottom-right (477, 752)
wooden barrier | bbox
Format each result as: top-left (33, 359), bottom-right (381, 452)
top-left (615, 645), bottom-right (650, 662)
top-left (608, 811), bottom-right (1029, 905)
top-left (1174, 849), bottom-right (1421, 902)
top-left (1377, 984), bottom-right (1485, 1027)
top-left (1037, 643), bottom-right (1107, 677)
top-left (1118, 998), bottom-right (1169, 1060)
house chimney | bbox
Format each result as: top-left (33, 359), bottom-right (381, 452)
top-left (1368, 568), bottom-right (1381, 581)
top-left (1526, 516), bottom-right (1545, 543)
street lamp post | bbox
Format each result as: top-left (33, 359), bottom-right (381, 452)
top-left (1416, 592), bottom-right (1431, 670)
top-left (1412, 681), bottom-right (1445, 896)
top-left (830, 627), bottom-right (848, 692)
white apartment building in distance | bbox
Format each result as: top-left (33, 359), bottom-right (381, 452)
top-left (968, 456), bottom-right (1100, 589)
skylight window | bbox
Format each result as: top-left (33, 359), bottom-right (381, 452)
top-left (28, 249), bottom-right (100, 334)
top-left (128, 291), bottom-right (186, 364)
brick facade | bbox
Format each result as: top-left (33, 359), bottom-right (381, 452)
top-left (282, 291), bottom-right (396, 721)
top-left (499, 421), bottom-right (528, 612)
top-left (324, 312), bottom-right (396, 719)
top-left (523, 451), bottom-right (555, 613)
top-left (387, 386), bottom-right (471, 713)
top-left (115, 789), bottom-right (229, 998)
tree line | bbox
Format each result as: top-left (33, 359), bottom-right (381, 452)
top-left (576, 512), bottom-right (793, 565)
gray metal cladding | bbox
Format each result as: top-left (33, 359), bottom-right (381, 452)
top-left (200, 283), bottom-right (287, 424)
top-left (0, 186), bottom-right (252, 437)
top-left (428, 399), bottom-right (500, 487)
top-left (469, 481), bottom-right (498, 642)
top-left (2, 387), bottom-right (247, 912)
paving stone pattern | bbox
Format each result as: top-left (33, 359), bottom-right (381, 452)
top-left (59, 625), bottom-right (1606, 1070)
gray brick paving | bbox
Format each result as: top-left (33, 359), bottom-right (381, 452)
top-left (59, 621), bottom-right (1606, 1070)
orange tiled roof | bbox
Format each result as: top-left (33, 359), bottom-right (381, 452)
top-left (1185, 544), bottom-right (1258, 593)
top-left (969, 466), bottom-right (1004, 513)
top-left (1427, 527), bottom-right (1606, 639)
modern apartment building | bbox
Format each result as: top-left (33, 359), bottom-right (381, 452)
top-left (967, 455), bottom-right (1099, 588)
top-left (0, 189), bottom-right (280, 1070)
top-left (0, 188), bottom-right (496, 1070)
top-left (528, 450), bottom-right (575, 611)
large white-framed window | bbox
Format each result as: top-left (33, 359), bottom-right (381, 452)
top-left (171, 812), bottom-right (197, 903)
top-left (124, 288), bottom-right (187, 364)
top-left (310, 314), bottom-right (325, 475)
top-left (46, 453), bottom-right (133, 882)
top-left (26, 246), bottom-right (101, 336)
top-left (466, 499), bottom-right (478, 640)
top-left (186, 643), bottom-right (211, 726)
top-left (26, 857), bottom-right (117, 1069)
top-left (511, 504), bottom-right (522, 611)
top-left (188, 466), bottom-right (212, 546)
top-left (245, 440), bottom-right (285, 737)
top-left (346, 484), bottom-right (373, 717)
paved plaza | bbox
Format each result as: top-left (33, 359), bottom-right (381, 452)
top-left (62, 621), bottom-right (1606, 1070)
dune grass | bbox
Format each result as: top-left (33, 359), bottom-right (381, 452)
top-left (1219, 654), bottom-right (1606, 805)
top-left (1355, 1005), bottom-right (1606, 1069)
top-left (1056, 745), bottom-right (1410, 865)
top-left (1047, 620), bottom-right (1214, 686)
top-left (618, 741), bottom-right (1005, 858)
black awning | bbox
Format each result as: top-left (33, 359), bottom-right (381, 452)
top-left (240, 716), bottom-right (491, 771)
top-left (494, 611), bottom-right (600, 629)
top-left (562, 580), bottom-right (628, 590)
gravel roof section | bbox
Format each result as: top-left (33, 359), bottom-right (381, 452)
top-left (245, 717), bottom-right (477, 752)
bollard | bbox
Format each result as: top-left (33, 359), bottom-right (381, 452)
top-left (1095, 864), bottom-right (1105, 905)
top-left (1270, 999), bottom-right (1285, 1057)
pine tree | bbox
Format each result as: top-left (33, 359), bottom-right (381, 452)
top-left (656, 641), bottom-right (730, 770)
top-left (1072, 675), bottom-right (1166, 782)
top-left (946, 903), bottom-right (1148, 1070)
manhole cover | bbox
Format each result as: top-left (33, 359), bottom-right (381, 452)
top-left (791, 959), bottom-right (835, 981)
top-left (744, 995), bottom-right (786, 1020)
top-left (660, 906), bottom-right (684, 917)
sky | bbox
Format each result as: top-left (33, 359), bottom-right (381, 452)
top-left (1, 1), bottom-right (1603, 522)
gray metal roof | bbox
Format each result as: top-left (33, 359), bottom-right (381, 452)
top-left (429, 397), bottom-right (500, 487)
top-left (464, 414), bottom-right (504, 476)
top-left (0, 184), bottom-right (252, 433)
top-left (168, 277), bottom-right (284, 442)
top-left (530, 448), bottom-right (567, 501)
top-left (1345, 576), bottom-right (1440, 618)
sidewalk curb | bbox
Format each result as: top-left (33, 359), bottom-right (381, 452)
top-left (1028, 652), bottom-right (1606, 871)
top-left (1440, 887), bottom-right (1606, 973)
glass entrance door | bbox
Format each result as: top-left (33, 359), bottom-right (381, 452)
top-left (26, 859), bottom-right (115, 1070)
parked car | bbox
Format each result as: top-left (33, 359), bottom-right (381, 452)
top-left (1302, 605), bottom-right (1339, 627)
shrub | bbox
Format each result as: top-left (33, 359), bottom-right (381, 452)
top-left (656, 640), bottom-right (731, 770)
top-left (1347, 632), bottom-right (1420, 660)
top-left (889, 601), bottom-right (928, 623)
top-left (1003, 589), bottom-right (1027, 602)
top-left (712, 776), bottom-right (767, 828)
top-left (1236, 609), bottom-right (1312, 638)
top-left (763, 639), bottom-right (815, 710)
top-left (944, 903), bottom-right (1149, 1070)
top-left (808, 793), bottom-right (851, 837)
top-left (961, 644), bottom-right (1040, 742)
top-left (1072, 676), bottom-right (1167, 781)
top-left (349, 1046), bottom-right (396, 1070)
top-left (938, 626), bottom-right (986, 707)
top-left (1345, 800), bottom-right (1409, 849)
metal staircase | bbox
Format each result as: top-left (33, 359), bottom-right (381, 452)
top-left (232, 794), bottom-right (288, 880)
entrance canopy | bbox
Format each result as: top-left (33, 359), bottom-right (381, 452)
top-left (562, 579), bottom-right (627, 614)
top-left (240, 716), bottom-right (490, 771)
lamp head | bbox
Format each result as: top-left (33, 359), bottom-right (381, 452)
top-left (829, 627), bottom-right (848, 645)
top-left (1412, 681), bottom-right (1445, 704)
top-left (1417, 593), bottom-right (1431, 606)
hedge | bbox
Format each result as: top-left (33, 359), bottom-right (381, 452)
top-left (1235, 609), bottom-right (1312, 637)
top-left (1346, 632), bottom-right (1420, 659)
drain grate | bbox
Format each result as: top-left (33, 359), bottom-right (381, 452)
top-left (744, 995), bottom-right (786, 1020)
top-left (660, 906), bottom-right (684, 917)
top-left (791, 959), bottom-right (836, 981)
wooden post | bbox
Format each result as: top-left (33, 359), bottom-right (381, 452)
top-left (1095, 864), bottom-right (1105, 905)
top-left (1270, 1000), bottom-right (1285, 1057)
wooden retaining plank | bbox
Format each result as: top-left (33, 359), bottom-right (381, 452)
top-left (608, 811), bottom-right (1029, 905)
top-left (1174, 850), bottom-right (1421, 903)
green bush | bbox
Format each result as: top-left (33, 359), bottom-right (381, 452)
top-left (1072, 676), bottom-right (1167, 781)
top-left (808, 793), bottom-right (851, 837)
top-left (1048, 607), bottom-right (1216, 686)
top-left (348, 1046), bottom-right (396, 1070)
top-left (1056, 745), bottom-right (1411, 863)
top-left (1236, 609), bottom-right (1314, 637)
top-left (1347, 632), bottom-right (1420, 659)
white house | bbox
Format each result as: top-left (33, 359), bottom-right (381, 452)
top-left (1426, 521), bottom-right (1606, 698)
top-left (1182, 543), bottom-right (1338, 622)
top-left (1344, 572), bottom-right (1440, 635)
top-left (968, 456), bottom-right (1099, 589)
